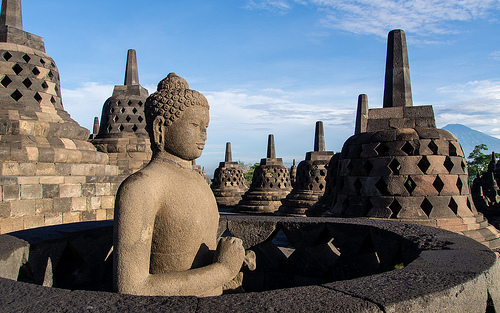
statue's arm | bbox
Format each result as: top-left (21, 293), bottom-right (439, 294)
top-left (113, 180), bottom-right (245, 297)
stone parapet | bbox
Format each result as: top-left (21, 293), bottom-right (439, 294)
top-left (0, 217), bottom-right (498, 312)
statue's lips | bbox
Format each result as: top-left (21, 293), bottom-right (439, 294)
top-left (197, 143), bottom-right (205, 150)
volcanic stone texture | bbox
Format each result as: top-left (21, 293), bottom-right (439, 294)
top-left (327, 127), bottom-right (500, 250)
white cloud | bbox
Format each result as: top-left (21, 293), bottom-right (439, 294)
top-left (490, 50), bottom-right (500, 61)
top-left (437, 79), bottom-right (500, 100)
top-left (245, 0), bottom-right (499, 38)
top-left (61, 82), bottom-right (115, 131)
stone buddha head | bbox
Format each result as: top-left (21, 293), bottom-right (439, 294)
top-left (144, 73), bottom-right (209, 161)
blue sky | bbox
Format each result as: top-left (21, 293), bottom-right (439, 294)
top-left (20, 0), bottom-right (500, 174)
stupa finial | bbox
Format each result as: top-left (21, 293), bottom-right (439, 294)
top-left (225, 142), bottom-right (232, 163)
top-left (124, 49), bottom-right (139, 86)
top-left (355, 94), bottom-right (368, 134)
top-left (314, 121), bottom-right (325, 152)
top-left (383, 29), bottom-right (413, 108)
top-left (0, 0), bottom-right (22, 29)
top-left (267, 134), bottom-right (276, 159)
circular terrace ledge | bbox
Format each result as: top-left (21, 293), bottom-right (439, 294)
top-left (0, 216), bottom-right (499, 312)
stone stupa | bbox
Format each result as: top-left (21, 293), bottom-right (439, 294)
top-left (325, 29), bottom-right (500, 250)
top-left (0, 0), bottom-right (121, 233)
top-left (91, 49), bottom-right (151, 174)
top-left (234, 134), bottom-right (292, 213)
top-left (276, 121), bottom-right (334, 216)
top-left (211, 142), bottom-right (247, 208)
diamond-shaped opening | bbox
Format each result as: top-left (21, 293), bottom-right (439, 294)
top-left (433, 176), bottom-right (444, 193)
top-left (461, 160), bottom-right (466, 172)
top-left (1, 75), bottom-right (12, 87)
top-left (319, 183), bottom-right (324, 190)
top-left (347, 161), bottom-right (353, 173)
top-left (12, 63), bottom-right (23, 75)
top-left (125, 115), bottom-right (131, 122)
top-left (39, 58), bottom-right (46, 65)
top-left (107, 125), bottom-right (112, 132)
top-left (118, 124), bottom-right (124, 132)
top-left (41, 81), bottom-right (48, 89)
top-left (3, 51), bottom-right (12, 61)
top-left (10, 89), bottom-right (22, 101)
top-left (375, 143), bottom-right (390, 155)
top-left (389, 158), bottom-right (401, 175)
top-left (448, 198), bottom-right (458, 214)
top-left (375, 178), bottom-right (388, 196)
top-left (110, 108), bottom-right (115, 114)
top-left (120, 108), bottom-right (126, 114)
top-left (33, 92), bottom-right (42, 103)
top-left (364, 160), bottom-right (373, 175)
top-left (32, 67), bottom-right (40, 76)
top-left (404, 177), bottom-right (416, 194)
top-left (466, 197), bottom-right (472, 211)
top-left (54, 85), bottom-right (59, 93)
top-left (417, 156), bottom-right (431, 174)
top-left (444, 156), bottom-right (454, 173)
top-left (271, 228), bottom-right (295, 252)
top-left (50, 96), bottom-right (56, 104)
top-left (401, 141), bottom-right (414, 155)
top-left (353, 179), bottom-right (362, 193)
top-left (456, 177), bottom-right (463, 194)
top-left (269, 182), bottom-right (274, 188)
top-left (138, 116), bottom-right (143, 123)
top-left (420, 198), bottom-right (433, 217)
top-left (132, 124), bottom-right (138, 132)
top-left (449, 142), bottom-right (457, 156)
top-left (428, 140), bottom-right (438, 155)
top-left (127, 100), bottom-right (132, 106)
top-left (138, 101), bottom-right (143, 107)
top-left (132, 107), bottom-right (138, 114)
top-left (47, 70), bottom-right (53, 79)
top-left (51, 62), bottom-right (55, 68)
top-left (22, 78), bottom-right (32, 88)
top-left (22, 54), bottom-right (31, 63)
top-left (389, 199), bottom-right (402, 219)
top-left (342, 197), bottom-right (350, 210)
top-left (117, 100), bottom-right (122, 105)
top-left (113, 115), bottom-right (119, 122)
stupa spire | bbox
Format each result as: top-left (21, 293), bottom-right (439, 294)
top-left (383, 29), bottom-right (413, 108)
top-left (225, 142), bottom-right (232, 163)
top-left (355, 94), bottom-right (368, 134)
top-left (267, 134), bottom-right (276, 159)
top-left (124, 49), bottom-right (139, 86)
top-left (0, 0), bottom-right (22, 29)
top-left (314, 121), bottom-right (325, 152)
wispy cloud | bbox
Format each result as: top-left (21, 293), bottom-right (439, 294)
top-left (435, 79), bottom-right (500, 138)
top-left (61, 82), bottom-right (115, 130)
top-left (490, 50), bottom-right (500, 61)
top-left (245, 0), bottom-right (499, 38)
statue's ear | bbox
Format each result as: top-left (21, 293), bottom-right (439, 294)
top-left (152, 117), bottom-right (165, 151)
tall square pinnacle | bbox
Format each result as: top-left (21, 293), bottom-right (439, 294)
top-left (0, 0), bottom-right (45, 51)
top-left (383, 29), bottom-right (412, 108)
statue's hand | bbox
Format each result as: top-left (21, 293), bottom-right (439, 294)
top-left (214, 237), bottom-right (245, 277)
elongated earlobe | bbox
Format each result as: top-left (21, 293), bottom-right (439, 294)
top-left (153, 117), bottom-right (165, 151)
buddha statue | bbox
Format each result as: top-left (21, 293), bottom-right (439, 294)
top-left (113, 73), bottom-right (247, 296)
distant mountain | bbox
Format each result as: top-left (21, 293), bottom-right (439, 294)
top-left (442, 124), bottom-right (500, 158)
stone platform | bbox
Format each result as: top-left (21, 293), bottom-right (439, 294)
top-left (0, 216), bottom-right (498, 312)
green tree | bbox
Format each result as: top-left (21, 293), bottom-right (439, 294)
top-left (243, 162), bottom-right (259, 186)
top-left (467, 144), bottom-right (499, 183)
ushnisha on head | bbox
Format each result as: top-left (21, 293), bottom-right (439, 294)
top-left (145, 73), bottom-right (210, 160)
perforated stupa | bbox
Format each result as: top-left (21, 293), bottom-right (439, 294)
top-left (234, 134), bottom-right (292, 213)
top-left (91, 49), bottom-right (151, 174)
top-left (211, 142), bottom-right (247, 207)
top-left (276, 121), bottom-right (333, 216)
top-left (325, 29), bottom-right (500, 250)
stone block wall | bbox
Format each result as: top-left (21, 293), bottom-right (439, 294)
top-left (0, 162), bottom-right (126, 234)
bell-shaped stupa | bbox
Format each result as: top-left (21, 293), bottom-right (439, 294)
top-left (0, 0), bottom-right (121, 233)
top-left (276, 121), bottom-right (333, 216)
top-left (234, 134), bottom-right (292, 213)
top-left (325, 29), bottom-right (500, 250)
top-left (211, 142), bottom-right (247, 207)
top-left (91, 49), bottom-right (151, 174)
